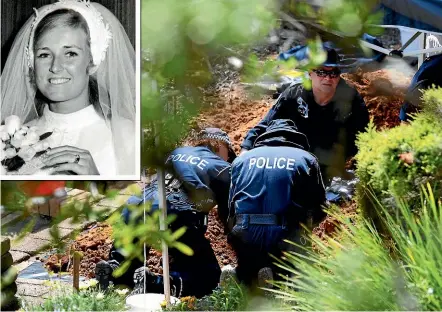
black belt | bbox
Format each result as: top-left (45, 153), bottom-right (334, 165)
top-left (172, 210), bottom-right (207, 228)
top-left (235, 214), bottom-right (284, 226)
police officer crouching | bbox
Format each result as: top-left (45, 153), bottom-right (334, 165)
top-left (241, 47), bottom-right (369, 183)
top-left (227, 119), bottom-right (327, 290)
top-left (95, 128), bottom-right (235, 298)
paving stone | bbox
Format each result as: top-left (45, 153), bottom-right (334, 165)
top-left (14, 260), bottom-right (34, 273)
top-left (17, 282), bottom-right (50, 297)
top-left (66, 189), bottom-right (85, 197)
top-left (1, 212), bottom-right (22, 228)
top-left (30, 227), bottom-right (73, 241)
top-left (1, 252), bottom-right (13, 272)
top-left (1, 237), bottom-right (10, 255)
top-left (10, 251), bottom-right (31, 264)
top-left (2, 215), bottom-right (52, 238)
top-left (63, 191), bottom-right (92, 205)
top-left (16, 277), bottom-right (49, 285)
top-left (57, 218), bottom-right (93, 230)
top-left (118, 183), bottom-right (142, 195)
top-left (10, 236), bottom-right (51, 256)
top-left (95, 194), bottom-right (131, 209)
top-left (17, 295), bottom-right (44, 307)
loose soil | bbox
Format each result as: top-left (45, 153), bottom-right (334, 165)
top-left (341, 68), bottom-right (412, 129)
top-left (46, 63), bottom-right (413, 279)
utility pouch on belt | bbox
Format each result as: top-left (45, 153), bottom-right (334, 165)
top-left (235, 214), bottom-right (288, 228)
top-left (230, 212), bottom-right (289, 245)
top-left (164, 174), bottom-right (196, 212)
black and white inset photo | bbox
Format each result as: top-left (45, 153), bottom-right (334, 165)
top-left (1, 0), bottom-right (140, 180)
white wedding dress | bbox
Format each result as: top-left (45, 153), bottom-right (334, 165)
top-left (28, 104), bottom-right (117, 176)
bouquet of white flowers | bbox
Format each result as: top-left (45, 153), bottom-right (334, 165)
top-left (1, 115), bottom-right (54, 175)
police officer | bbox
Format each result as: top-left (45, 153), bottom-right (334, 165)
top-left (400, 53), bottom-right (442, 122)
top-left (95, 128), bottom-right (235, 298)
top-left (241, 47), bottom-right (369, 183)
top-left (226, 119), bottom-right (327, 289)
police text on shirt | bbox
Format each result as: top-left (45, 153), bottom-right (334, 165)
top-left (249, 157), bottom-right (296, 170)
top-left (167, 154), bottom-right (209, 170)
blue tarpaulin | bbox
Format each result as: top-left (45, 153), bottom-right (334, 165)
top-left (380, 0), bottom-right (442, 33)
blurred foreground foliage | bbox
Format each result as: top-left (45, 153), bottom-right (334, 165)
top-left (272, 185), bottom-right (442, 311)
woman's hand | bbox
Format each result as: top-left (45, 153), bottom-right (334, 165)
top-left (42, 146), bottom-right (100, 175)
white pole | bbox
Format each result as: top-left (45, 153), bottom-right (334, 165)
top-left (157, 168), bottom-right (171, 303)
top-left (418, 33), bottom-right (426, 69)
top-left (151, 72), bottom-right (171, 304)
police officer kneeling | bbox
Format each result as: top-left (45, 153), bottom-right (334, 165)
top-left (226, 119), bottom-right (327, 289)
top-left (95, 128), bottom-right (234, 298)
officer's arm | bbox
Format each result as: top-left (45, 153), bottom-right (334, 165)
top-left (346, 93), bottom-right (369, 159)
top-left (308, 160), bottom-right (327, 226)
top-left (211, 166), bottom-right (232, 232)
top-left (240, 86), bottom-right (293, 151)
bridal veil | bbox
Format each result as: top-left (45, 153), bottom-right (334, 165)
top-left (1, 0), bottom-right (136, 175)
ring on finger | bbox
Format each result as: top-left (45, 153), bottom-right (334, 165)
top-left (73, 154), bottom-right (81, 164)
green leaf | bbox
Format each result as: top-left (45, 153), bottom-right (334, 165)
top-left (112, 259), bottom-right (132, 278)
top-left (173, 241), bottom-right (194, 256)
top-left (171, 226), bottom-right (187, 241)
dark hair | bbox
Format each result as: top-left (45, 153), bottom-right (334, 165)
top-left (31, 9), bottom-right (104, 118)
top-left (186, 137), bottom-right (237, 163)
top-left (191, 138), bottom-right (225, 154)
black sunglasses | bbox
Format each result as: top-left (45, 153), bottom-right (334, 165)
top-left (312, 68), bottom-right (341, 78)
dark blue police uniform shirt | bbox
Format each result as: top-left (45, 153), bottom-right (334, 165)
top-left (400, 54), bottom-right (442, 121)
top-left (124, 146), bottom-right (231, 223)
top-left (241, 80), bottom-right (369, 181)
top-left (229, 146), bottom-right (326, 249)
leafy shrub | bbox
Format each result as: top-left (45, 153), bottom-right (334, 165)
top-left (20, 283), bottom-right (128, 311)
top-left (375, 185), bottom-right (442, 310)
top-left (355, 87), bottom-right (442, 217)
top-left (162, 275), bottom-right (285, 311)
top-left (271, 185), bottom-right (441, 311)
top-left (162, 276), bottom-right (248, 311)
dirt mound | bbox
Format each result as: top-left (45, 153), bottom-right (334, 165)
top-left (342, 68), bottom-right (412, 129)
top-left (45, 209), bottom-right (237, 278)
top-left (195, 84), bottom-right (274, 154)
top-left (312, 201), bottom-right (358, 243)
top-left (206, 208), bottom-right (237, 266)
top-left (143, 208), bottom-right (237, 275)
top-left (44, 223), bottom-right (113, 278)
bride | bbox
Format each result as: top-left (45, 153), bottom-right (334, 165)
top-left (1, 0), bottom-right (136, 176)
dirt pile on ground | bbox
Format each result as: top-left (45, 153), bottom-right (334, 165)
top-left (206, 208), bottom-right (237, 266)
top-left (44, 223), bottom-right (113, 278)
top-left (144, 208), bottom-right (237, 275)
top-left (45, 210), bottom-right (237, 278)
top-left (342, 68), bottom-right (412, 129)
top-left (312, 201), bottom-right (358, 248)
top-left (196, 85), bottom-right (274, 154)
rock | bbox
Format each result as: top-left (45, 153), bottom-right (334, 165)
top-left (1, 281), bottom-right (18, 310)
top-left (1, 237), bottom-right (10, 256)
top-left (1, 252), bottom-right (13, 273)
